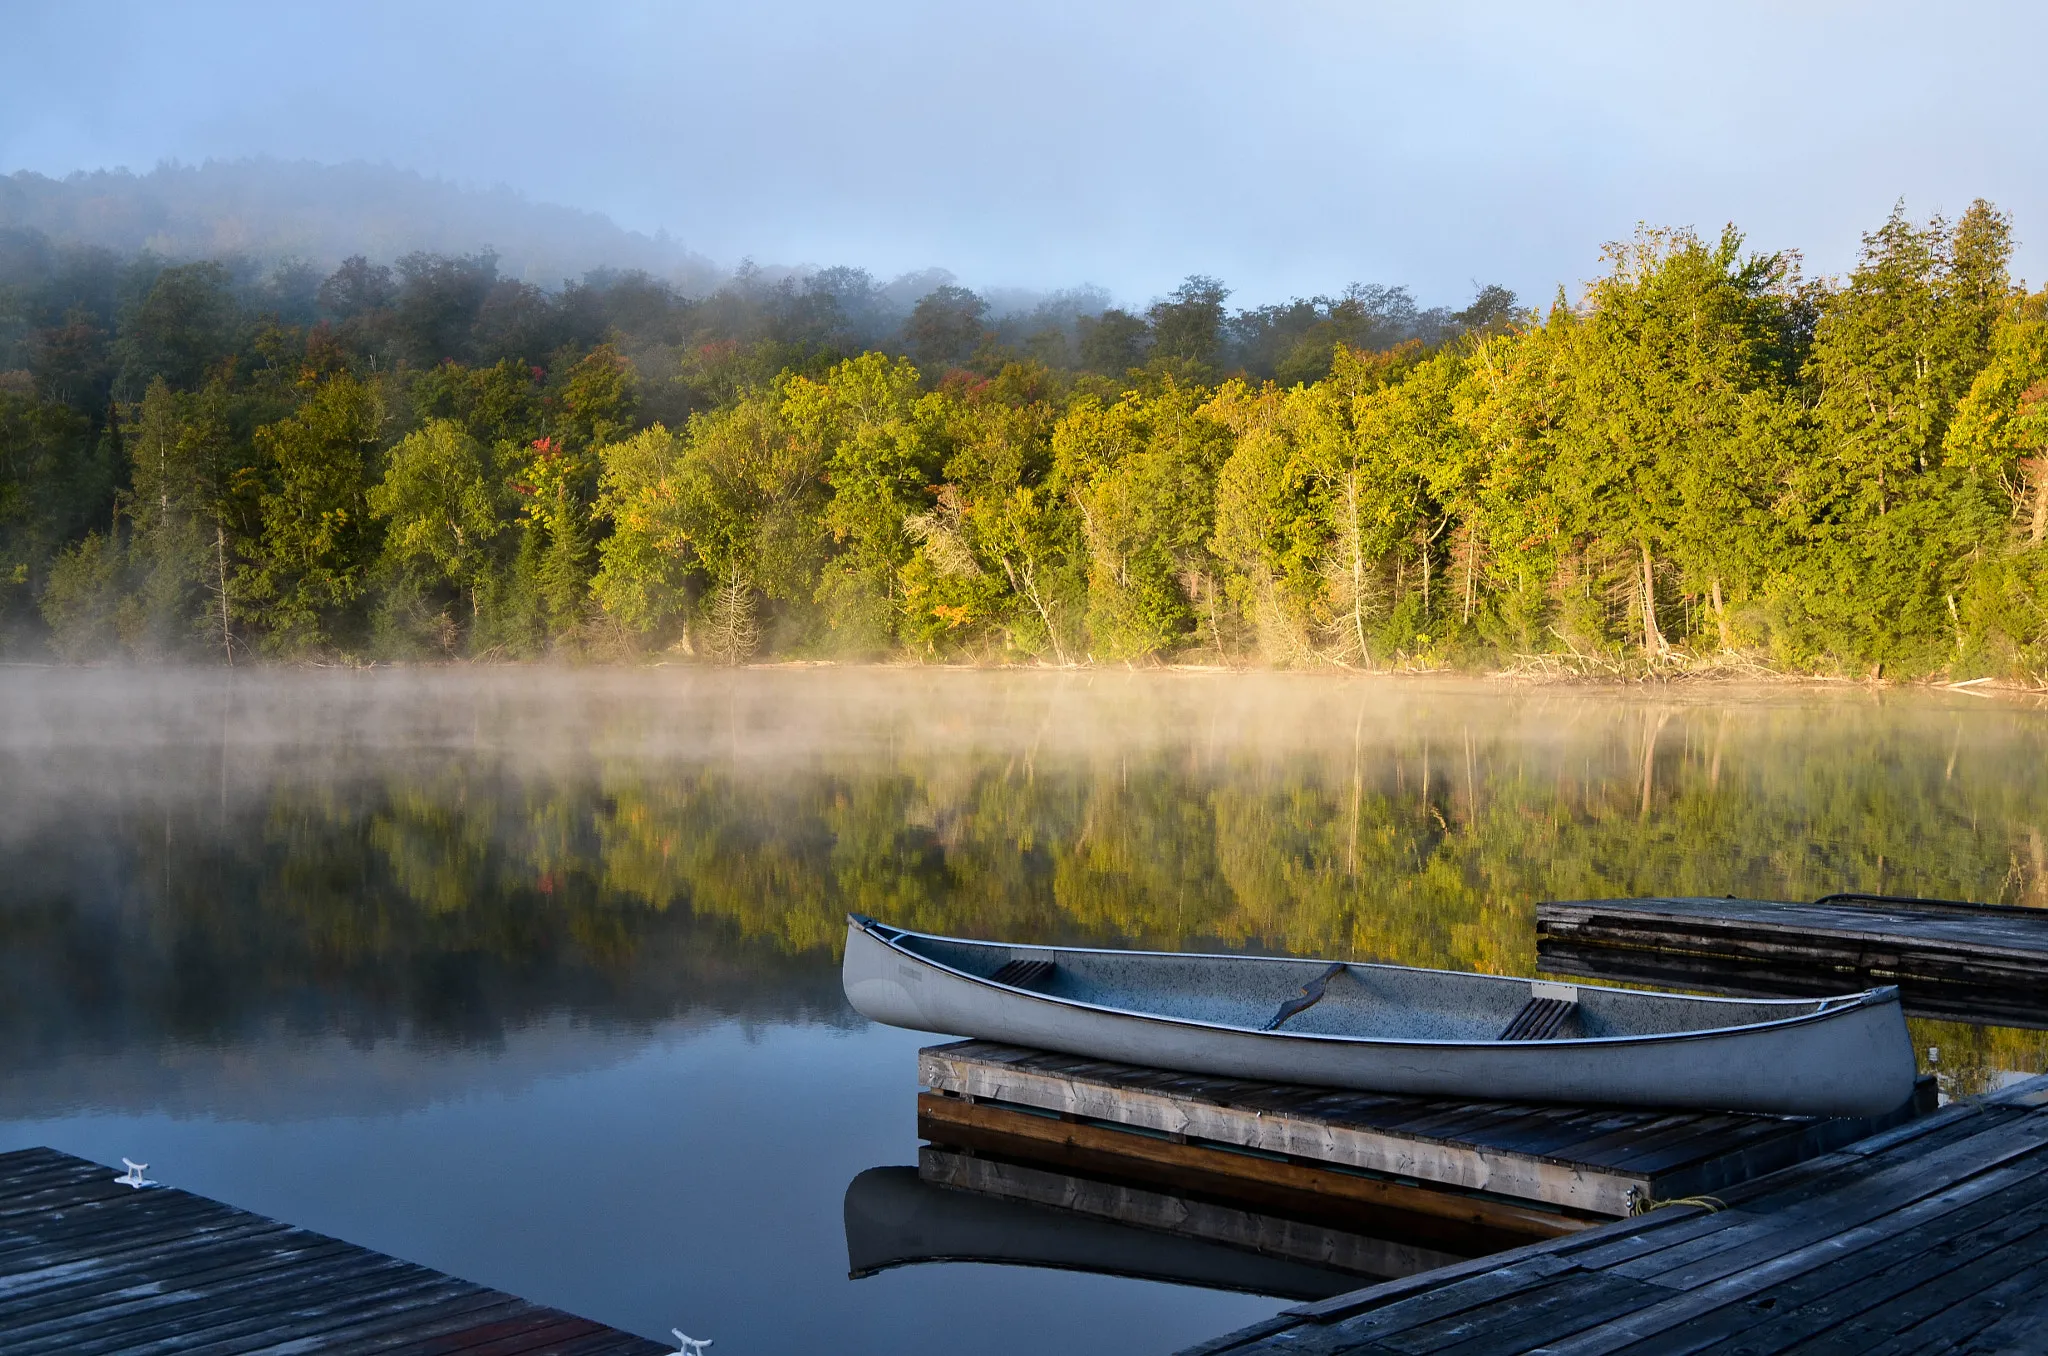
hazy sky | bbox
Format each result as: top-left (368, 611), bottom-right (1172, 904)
top-left (5, 0), bottom-right (2044, 307)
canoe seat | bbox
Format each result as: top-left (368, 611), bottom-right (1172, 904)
top-left (1500, 995), bottom-right (1576, 1041)
top-left (988, 958), bottom-right (1056, 990)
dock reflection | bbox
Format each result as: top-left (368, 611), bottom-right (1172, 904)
top-left (844, 1150), bottom-right (1470, 1301)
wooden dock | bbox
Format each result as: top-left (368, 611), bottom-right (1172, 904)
top-left (1183, 1073), bottom-right (2048, 1356)
top-left (0, 1146), bottom-right (669, 1355)
top-left (1537, 895), bottom-right (2048, 1000)
top-left (1537, 940), bottom-right (2048, 1031)
top-left (917, 1043), bottom-right (1933, 1247)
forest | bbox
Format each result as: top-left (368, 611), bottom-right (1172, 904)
top-left (1, 198), bottom-right (2044, 676)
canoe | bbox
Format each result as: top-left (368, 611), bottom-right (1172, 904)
top-left (841, 915), bottom-right (1919, 1117)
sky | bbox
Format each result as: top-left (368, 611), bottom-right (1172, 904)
top-left (4, 0), bottom-right (2045, 308)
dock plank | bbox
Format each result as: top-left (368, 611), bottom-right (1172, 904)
top-left (1536, 895), bottom-right (2048, 1007)
top-left (1184, 1075), bottom-right (2048, 1356)
top-left (0, 1148), bottom-right (670, 1356)
top-left (1662, 1198), bottom-right (2048, 1355)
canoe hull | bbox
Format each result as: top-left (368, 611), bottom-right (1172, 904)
top-left (843, 922), bottom-right (1918, 1118)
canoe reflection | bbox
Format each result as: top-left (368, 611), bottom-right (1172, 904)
top-left (843, 1149), bottom-right (1468, 1302)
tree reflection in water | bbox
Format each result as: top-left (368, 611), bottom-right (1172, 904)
top-left (3, 668), bottom-right (2045, 1093)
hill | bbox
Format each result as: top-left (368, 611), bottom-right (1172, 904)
top-left (0, 158), bottom-right (724, 291)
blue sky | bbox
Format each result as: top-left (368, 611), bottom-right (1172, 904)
top-left (5, 0), bottom-right (2044, 307)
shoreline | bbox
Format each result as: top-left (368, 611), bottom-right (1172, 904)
top-left (4, 654), bottom-right (2044, 700)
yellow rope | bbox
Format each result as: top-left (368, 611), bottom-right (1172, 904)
top-left (1626, 1191), bottom-right (1726, 1217)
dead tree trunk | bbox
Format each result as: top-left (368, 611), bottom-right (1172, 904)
top-left (2027, 456), bottom-right (2048, 544)
top-left (1460, 519), bottom-right (1478, 624)
top-left (1639, 541), bottom-right (1666, 655)
top-left (214, 523), bottom-right (234, 666)
top-left (1709, 577), bottom-right (1732, 650)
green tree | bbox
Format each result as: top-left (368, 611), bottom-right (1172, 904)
top-left (592, 388), bottom-right (828, 647)
top-left (1944, 289), bottom-right (2048, 668)
top-left (1205, 379), bottom-right (1326, 663)
top-left (1053, 380), bottom-right (1230, 660)
top-left (5, 392), bottom-right (104, 650)
top-left (1076, 309), bottom-right (1151, 375)
top-left (1793, 201), bottom-right (2015, 666)
top-left (117, 262), bottom-right (241, 394)
top-left (790, 353), bottom-right (945, 652)
top-left (899, 364), bottom-right (1078, 660)
top-left (367, 418), bottom-right (509, 625)
top-left (119, 379), bottom-right (211, 656)
top-left (1546, 227), bottom-right (1809, 655)
top-left (1946, 290), bottom-right (2048, 545)
top-left (237, 373), bottom-right (384, 652)
top-left (903, 286), bottom-right (989, 373)
top-left (1148, 276), bottom-right (1229, 374)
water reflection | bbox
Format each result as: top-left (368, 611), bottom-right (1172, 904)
top-left (844, 1155), bottom-right (1461, 1301)
top-left (3, 669), bottom-right (2047, 1349)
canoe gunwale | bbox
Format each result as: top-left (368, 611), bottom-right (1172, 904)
top-left (848, 914), bottom-right (1899, 1053)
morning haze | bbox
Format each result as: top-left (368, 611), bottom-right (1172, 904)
top-left (5, 1), bottom-right (2046, 301)
top-left (4, 7), bottom-right (2048, 1355)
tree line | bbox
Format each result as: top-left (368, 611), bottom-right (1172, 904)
top-left (2, 199), bottom-right (2043, 675)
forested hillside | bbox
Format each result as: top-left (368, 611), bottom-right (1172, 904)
top-left (2, 200), bottom-right (2043, 676)
top-left (0, 162), bottom-right (722, 289)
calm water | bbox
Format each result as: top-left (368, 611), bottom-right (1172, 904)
top-left (3, 669), bottom-right (2045, 1353)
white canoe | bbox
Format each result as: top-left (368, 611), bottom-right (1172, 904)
top-left (841, 915), bottom-right (1919, 1117)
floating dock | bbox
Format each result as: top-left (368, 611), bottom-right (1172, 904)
top-left (1538, 940), bottom-right (2048, 1030)
top-left (1186, 1072), bottom-right (2048, 1356)
top-left (917, 1042), bottom-right (1933, 1247)
top-left (0, 1146), bottom-right (668, 1355)
top-left (1537, 895), bottom-right (2048, 1004)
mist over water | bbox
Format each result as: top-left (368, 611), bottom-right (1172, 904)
top-left (2, 668), bottom-right (2045, 1351)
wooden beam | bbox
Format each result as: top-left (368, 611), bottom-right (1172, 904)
top-left (923, 1044), bottom-right (1656, 1217)
top-left (1537, 896), bottom-right (2048, 992)
top-left (918, 1093), bottom-right (1598, 1242)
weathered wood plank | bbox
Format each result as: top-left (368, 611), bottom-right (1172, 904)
top-left (1615, 1120), bottom-right (2048, 1288)
top-left (1537, 940), bottom-right (2048, 1030)
top-left (917, 1093), bottom-right (1598, 1240)
top-left (10, 1271), bottom-right (472, 1356)
top-left (213, 1291), bottom-right (536, 1356)
top-left (0, 1231), bottom-right (358, 1332)
top-left (0, 1206), bottom-right (278, 1275)
top-left (1268, 1257), bottom-right (1587, 1355)
top-left (924, 1044), bottom-right (1655, 1215)
top-left (1383, 1271), bottom-right (1668, 1356)
top-left (1183, 1082), bottom-right (2048, 1356)
top-left (1536, 895), bottom-right (2048, 997)
top-left (1883, 1256), bottom-right (2048, 1356)
top-left (1765, 1222), bottom-right (2048, 1356)
top-left (6, 1246), bottom-right (459, 1346)
top-left (1597, 1192), bottom-right (2048, 1355)
top-left (0, 1149), bottom-right (670, 1356)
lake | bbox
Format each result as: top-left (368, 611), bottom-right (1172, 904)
top-left (2, 668), bottom-right (2044, 1353)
